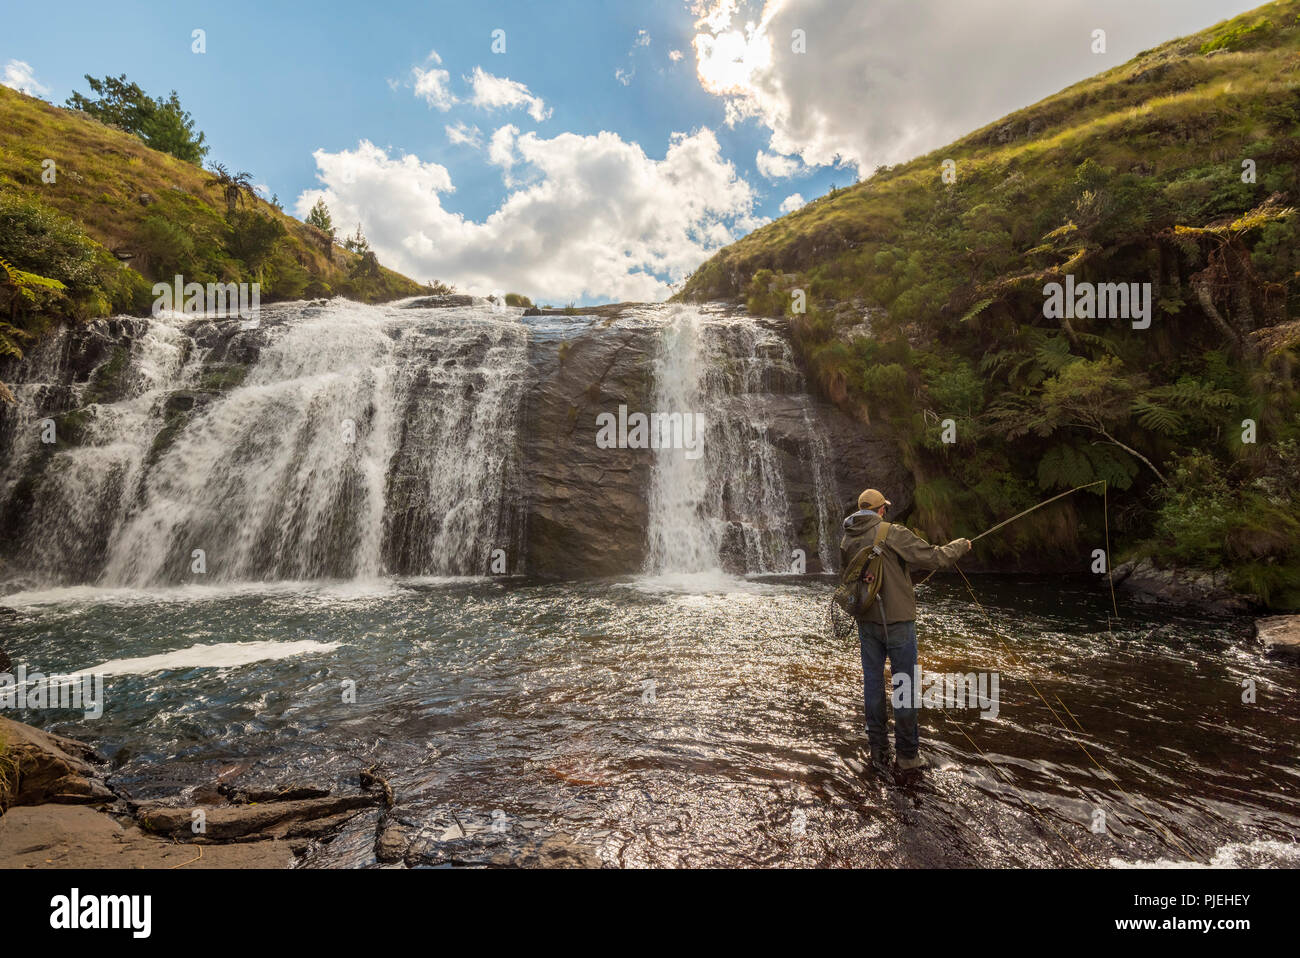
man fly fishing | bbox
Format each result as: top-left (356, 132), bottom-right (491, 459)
top-left (839, 489), bottom-right (970, 781)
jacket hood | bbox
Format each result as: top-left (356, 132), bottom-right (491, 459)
top-left (842, 509), bottom-right (882, 536)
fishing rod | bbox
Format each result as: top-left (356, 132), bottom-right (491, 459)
top-left (912, 479), bottom-right (1119, 619)
top-left (969, 479), bottom-right (1107, 544)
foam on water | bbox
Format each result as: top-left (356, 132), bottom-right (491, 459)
top-left (72, 639), bottom-right (341, 677)
top-left (1, 578), bottom-right (400, 611)
top-left (1109, 839), bottom-right (1300, 869)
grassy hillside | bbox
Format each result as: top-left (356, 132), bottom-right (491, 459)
top-left (0, 83), bottom-right (423, 396)
top-left (677, 1), bottom-right (1300, 607)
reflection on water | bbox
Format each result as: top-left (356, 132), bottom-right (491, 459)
top-left (3, 574), bottom-right (1297, 868)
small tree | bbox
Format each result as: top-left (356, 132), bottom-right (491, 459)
top-left (306, 199), bottom-right (336, 262)
top-left (306, 198), bottom-right (334, 234)
top-left (226, 210), bottom-right (286, 277)
top-left (343, 222), bottom-right (370, 254)
top-left (350, 250), bottom-right (380, 281)
top-left (205, 164), bottom-right (258, 216)
top-left (67, 74), bottom-right (208, 164)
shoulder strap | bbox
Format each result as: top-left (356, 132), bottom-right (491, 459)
top-left (841, 521), bottom-right (892, 586)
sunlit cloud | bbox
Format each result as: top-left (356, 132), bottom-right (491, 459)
top-left (295, 129), bottom-right (762, 303)
top-left (468, 67), bottom-right (551, 122)
top-left (1, 59), bottom-right (49, 97)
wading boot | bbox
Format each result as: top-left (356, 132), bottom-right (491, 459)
top-left (893, 752), bottom-right (928, 785)
top-left (869, 747), bottom-right (893, 776)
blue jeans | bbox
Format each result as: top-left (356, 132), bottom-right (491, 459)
top-left (857, 618), bottom-right (919, 759)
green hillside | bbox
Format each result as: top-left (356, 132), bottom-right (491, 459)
top-left (677, 1), bottom-right (1300, 608)
top-left (0, 82), bottom-right (423, 398)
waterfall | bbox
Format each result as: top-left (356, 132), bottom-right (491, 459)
top-left (643, 310), bottom-right (716, 574)
top-left (0, 318), bottom-right (201, 585)
top-left (642, 306), bottom-right (839, 576)
top-left (0, 299), bottom-right (527, 587)
top-left (0, 299), bottom-right (840, 589)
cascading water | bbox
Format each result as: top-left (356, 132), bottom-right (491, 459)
top-left (642, 306), bottom-right (839, 577)
top-left (0, 318), bottom-right (202, 584)
top-left (0, 299), bottom-right (838, 589)
top-left (0, 299), bottom-right (528, 587)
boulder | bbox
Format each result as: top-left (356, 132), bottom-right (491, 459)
top-left (1112, 557), bottom-right (1255, 613)
top-left (0, 715), bottom-right (114, 807)
top-left (132, 793), bottom-right (382, 843)
top-left (1256, 615), bottom-right (1300, 661)
top-left (375, 818), bottom-right (411, 863)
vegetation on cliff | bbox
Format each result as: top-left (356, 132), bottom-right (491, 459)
top-left (0, 79), bottom-right (424, 400)
top-left (676, 1), bottom-right (1300, 608)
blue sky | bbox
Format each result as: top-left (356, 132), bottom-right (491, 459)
top-left (2, 0), bottom-right (1262, 303)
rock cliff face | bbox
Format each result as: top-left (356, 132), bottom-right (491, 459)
top-left (0, 300), bottom-right (912, 586)
top-left (519, 309), bottom-right (911, 577)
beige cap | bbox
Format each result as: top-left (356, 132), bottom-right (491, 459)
top-left (858, 488), bottom-right (891, 510)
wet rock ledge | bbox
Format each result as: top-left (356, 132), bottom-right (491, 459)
top-left (1, 717), bottom-right (607, 868)
top-left (1111, 557), bottom-right (1257, 613)
top-left (0, 716), bottom-right (385, 868)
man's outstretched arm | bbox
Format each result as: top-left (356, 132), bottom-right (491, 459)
top-left (887, 526), bottom-right (971, 571)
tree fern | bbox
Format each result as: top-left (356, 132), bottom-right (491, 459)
top-left (1038, 441), bottom-right (1138, 491)
top-left (1132, 397), bottom-right (1185, 434)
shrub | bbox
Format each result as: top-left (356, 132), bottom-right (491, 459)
top-left (225, 210), bottom-right (285, 273)
top-left (0, 194), bottom-right (99, 290)
top-left (138, 214), bottom-right (197, 277)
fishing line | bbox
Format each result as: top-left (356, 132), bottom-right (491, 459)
top-left (952, 562), bottom-right (1200, 864)
top-left (914, 480), bottom-right (1119, 619)
top-left (934, 708), bottom-right (1092, 867)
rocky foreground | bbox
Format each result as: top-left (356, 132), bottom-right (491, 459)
top-left (0, 715), bottom-right (603, 868)
top-left (0, 716), bottom-right (386, 868)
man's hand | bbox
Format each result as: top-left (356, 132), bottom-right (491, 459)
top-left (953, 537), bottom-right (972, 555)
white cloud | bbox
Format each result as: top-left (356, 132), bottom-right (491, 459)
top-left (295, 128), bottom-right (762, 303)
top-left (635, 29), bottom-right (652, 47)
top-left (446, 121), bottom-right (483, 147)
top-left (669, 49), bottom-right (685, 62)
top-left (467, 67), bottom-right (551, 122)
top-left (615, 67), bottom-right (634, 87)
top-left (755, 149), bottom-right (802, 180)
top-left (689, 0), bottom-right (1263, 175)
top-left (2, 60), bottom-right (49, 97)
top-left (779, 193), bottom-right (805, 213)
top-left (487, 124), bottom-right (520, 183)
top-left (412, 58), bottom-right (456, 111)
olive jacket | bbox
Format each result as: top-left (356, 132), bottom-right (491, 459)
top-left (839, 510), bottom-right (970, 624)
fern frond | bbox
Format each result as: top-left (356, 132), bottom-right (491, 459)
top-left (959, 297), bottom-right (995, 324)
top-left (1132, 398), bottom-right (1184, 434)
